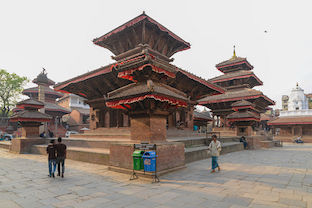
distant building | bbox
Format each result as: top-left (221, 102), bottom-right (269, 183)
top-left (287, 83), bottom-right (309, 111)
top-left (281, 95), bottom-right (289, 111)
top-left (306, 93), bottom-right (312, 109)
top-left (57, 93), bottom-right (90, 131)
top-left (268, 83), bottom-right (312, 139)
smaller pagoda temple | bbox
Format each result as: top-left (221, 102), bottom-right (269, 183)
top-left (10, 99), bottom-right (51, 153)
top-left (21, 69), bottom-right (70, 136)
top-left (10, 99), bottom-right (52, 137)
top-left (227, 100), bottom-right (260, 136)
top-left (199, 47), bottom-right (274, 136)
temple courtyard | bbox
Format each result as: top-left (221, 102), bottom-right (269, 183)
top-left (0, 143), bottom-right (312, 208)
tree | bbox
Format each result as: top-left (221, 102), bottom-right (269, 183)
top-left (0, 69), bottom-right (28, 117)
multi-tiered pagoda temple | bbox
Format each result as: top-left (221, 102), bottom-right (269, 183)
top-left (199, 48), bottom-right (274, 136)
top-left (55, 12), bottom-right (224, 138)
top-left (21, 70), bottom-right (70, 136)
top-left (54, 12), bottom-right (224, 172)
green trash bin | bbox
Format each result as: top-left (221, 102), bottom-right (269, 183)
top-left (132, 150), bottom-right (144, 170)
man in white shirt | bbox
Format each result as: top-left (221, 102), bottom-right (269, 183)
top-left (208, 134), bottom-right (221, 173)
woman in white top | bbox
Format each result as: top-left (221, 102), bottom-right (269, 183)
top-left (208, 134), bottom-right (221, 173)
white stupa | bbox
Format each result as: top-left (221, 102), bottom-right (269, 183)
top-left (288, 83), bottom-right (309, 111)
top-left (280, 83), bottom-right (312, 117)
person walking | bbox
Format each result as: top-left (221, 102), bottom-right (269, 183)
top-left (208, 134), bottom-right (222, 173)
top-left (46, 139), bottom-right (57, 178)
top-left (56, 137), bottom-right (67, 178)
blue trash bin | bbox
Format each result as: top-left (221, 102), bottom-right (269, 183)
top-left (142, 151), bottom-right (157, 172)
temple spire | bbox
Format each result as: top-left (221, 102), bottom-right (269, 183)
top-left (231, 45), bottom-right (237, 60)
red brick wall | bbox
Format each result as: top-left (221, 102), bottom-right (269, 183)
top-left (22, 126), bottom-right (39, 137)
top-left (130, 116), bottom-right (166, 142)
top-left (109, 144), bottom-right (134, 169)
top-left (109, 142), bottom-right (185, 171)
top-left (157, 142), bottom-right (185, 171)
top-left (10, 138), bottom-right (46, 154)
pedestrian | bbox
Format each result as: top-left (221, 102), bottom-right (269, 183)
top-left (46, 139), bottom-right (57, 178)
top-left (208, 134), bottom-right (222, 173)
top-left (56, 137), bottom-right (67, 178)
top-left (240, 136), bottom-right (248, 149)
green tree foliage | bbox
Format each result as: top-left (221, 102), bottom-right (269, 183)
top-left (0, 69), bottom-right (28, 117)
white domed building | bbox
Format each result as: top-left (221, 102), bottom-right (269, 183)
top-left (288, 83), bottom-right (309, 111)
top-left (268, 83), bottom-right (312, 141)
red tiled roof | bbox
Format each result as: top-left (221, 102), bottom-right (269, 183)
top-left (231, 100), bottom-right (254, 107)
top-left (216, 56), bottom-right (253, 69)
top-left (108, 81), bottom-right (187, 101)
top-left (209, 70), bottom-right (263, 85)
top-left (54, 65), bottom-right (113, 92)
top-left (93, 13), bottom-right (190, 52)
top-left (227, 110), bottom-right (260, 119)
top-left (23, 86), bottom-right (63, 98)
top-left (268, 116), bottom-right (312, 125)
top-left (43, 102), bottom-right (71, 114)
top-left (17, 99), bottom-right (44, 107)
top-left (10, 110), bottom-right (52, 121)
top-left (199, 88), bottom-right (274, 105)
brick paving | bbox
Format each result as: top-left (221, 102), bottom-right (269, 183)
top-left (0, 143), bottom-right (312, 208)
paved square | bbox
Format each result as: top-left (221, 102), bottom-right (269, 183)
top-left (0, 143), bottom-right (312, 208)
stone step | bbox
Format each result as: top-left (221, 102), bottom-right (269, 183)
top-left (169, 137), bottom-right (240, 148)
top-left (87, 127), bottom-right (130, 134)
top-left (31, 145), bottom-right (110, 165)
top-left (259, 140), bottom-right (283, 148)
top-left (184, 142), bottom-right (244, 163)
top-left (70, 127), bottom-right (131, 139)
top-left (0, 141), bottom-right (10, 150)
top-left (61, 138), bottom-right (130, 148)
top-left (70, 134), bottom-right (130, 139)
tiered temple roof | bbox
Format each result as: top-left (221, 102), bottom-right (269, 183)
top-left (199, 47), bottom-right (274, 130)
top-left (209, 70), bottom-right (263, 89)
top-left (55, 13), bottom-right (224, 103)
top-left (93, 12), bottom-right (191, 59)
top-left (199, 88), bottom-right (273, 106)
top-left (22, 70), bottom-right (70, 116)
top-left (10, 99), bottom-right (52, 122)
top-left (106, 80), bottom-right (188, 109)
top-left (227, 100), bottom-right (260, 122)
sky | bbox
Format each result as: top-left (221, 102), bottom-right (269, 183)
top-left (1, 0), bottom-right (311, 109)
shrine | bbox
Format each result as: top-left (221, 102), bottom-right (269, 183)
top-left (10, 99), bottom-right (51, 153)
top-left (54, 12), bottom-right (224, 172)
top-left (199, 47), bottom-right (275, 136)
top-left (21, 70), bottom-right (70, 136)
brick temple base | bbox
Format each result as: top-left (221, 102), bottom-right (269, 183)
top-left (130, 115), bottom-right (167, 142)
top-left (21, 126), bottom-right (39, 137)
top-left (109, 142), bottom-right (185, 173)
top-left (10, 138), bottom-right (46, 154)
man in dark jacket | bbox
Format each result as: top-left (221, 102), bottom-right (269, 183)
top-left (56, 137), bottom-right (67, 178)
top-left (46, 139), bottom-right (57, 178)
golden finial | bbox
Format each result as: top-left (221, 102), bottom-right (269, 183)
top-left (231, 45), bottom-right (237, 60)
